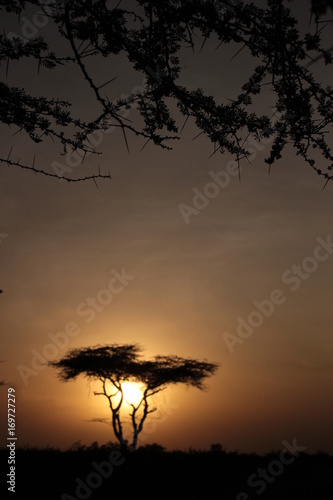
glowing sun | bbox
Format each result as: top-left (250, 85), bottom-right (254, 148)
top-left (122, 381), bottom-right (143, 406)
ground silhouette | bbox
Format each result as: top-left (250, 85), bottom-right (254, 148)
top-left (1, 443), bottom-right (332, 499)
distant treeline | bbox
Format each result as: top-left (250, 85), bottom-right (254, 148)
top-left (0, 443), bottom-right (332, 499)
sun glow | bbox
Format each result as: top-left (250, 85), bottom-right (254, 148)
top-left (122, 382), bottom-right (144, 406)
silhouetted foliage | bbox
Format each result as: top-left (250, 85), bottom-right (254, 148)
top-left (49, 343), bottom-right (218, 451)
top-left (311, 0), bottom-right (333, 16)
top-left (210, 442), bottom-right (225, 452)
top-left (1, 444), bottom-right (332, 500)
top-left (1, 1), bottom-right (333, 183)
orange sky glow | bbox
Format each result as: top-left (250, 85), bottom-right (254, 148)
top-left (1, 0), bottom-right (333, 455)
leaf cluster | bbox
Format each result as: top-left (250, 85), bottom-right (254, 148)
top-left (49, 343), bottom-right (219, 391)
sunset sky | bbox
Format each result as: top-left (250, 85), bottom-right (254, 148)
top-left (1, 0), bottom-right (333, 455)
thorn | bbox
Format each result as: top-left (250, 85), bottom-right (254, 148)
top-left (240, 133), bottom-right (250, 149)
top-left (317, 21), bottom-right (332, 35)
top-left (230, 44), bottom-right (247, 62)
top-left (140, 139), bottom-right (150, 152)
top-left (261, 80), bottom-right (274, 86)
top-left (214, 41), bottom-right (223, 51)
top-left (322, 178), bottom-right (330, 190)
top-left (78, 151), bottom-right (85, 165)
top-left (97, 76), bottom-right (118, 90)
top-left (114, 112), bottom-right (132, 124)
top-left (208, 147), bottom-right (220, 159)
top-left (180, 115), bottom-right (189, 134)
top-left (305, 53), bottom-right (321, 68)
top-left (80, 42), bottom-right (91, 54)
top-left (12, 128), bottom-right (23, 137)
top-left (93, 178), bottom-right (99, 189)
top-left (244, 152), bottom-right (253, 165)
top-left (191, 131), bottom-right (204, 142)
top-left (122, 127), bottom-right (129, 152)
top-left (7, 146), bottom-right (13, 161)
top-left (77, 39), bottom-right (85, 53)
top-left (200, 37), bottom-right (208, 52)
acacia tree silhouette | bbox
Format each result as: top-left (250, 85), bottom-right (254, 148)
top-left (1, 0), bottom-right (333, 184)
top-left (49, 344), bottom-right (218, 451)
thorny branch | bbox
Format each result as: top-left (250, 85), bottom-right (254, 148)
top-left (0, 0), bottom-right (333, 183)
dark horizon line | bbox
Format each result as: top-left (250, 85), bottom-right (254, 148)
top-left (1, 442), bottom-right (332, 457)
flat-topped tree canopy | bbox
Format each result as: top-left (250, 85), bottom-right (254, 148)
top-left (49, 344), bottom-right (218, 390)
top-left (137, 355), bottom-right (219, 390)
top-left (49, 344), bottom-right (142, 382)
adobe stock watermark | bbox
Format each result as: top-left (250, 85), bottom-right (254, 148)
top-left (62, 392), bottom-right (179, 499)
top-left (124, 391), bottom-right (180, 447)
top-left (236, 438), bottom-right (306, 499)
top-left (62, 390), bottom-right (179, 499)
top-left (224, 235), bottom-right (333, 353)
top-left (61, 449), bottom-right (125, 500)
top-left (6, 0), bottom-right (70, 45)
top-left (4, 1), bottom-right (153, 183)
top-left (17, 268), bottom-right (135, 385)
top-left (51, 91), bottom-right (143, 180)
top-left (178, 110), bottom-right (296, 225)
top-left (51, 58), bottom-right (169, 180)
top-left (179, 162), bottom-right (241, 224)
